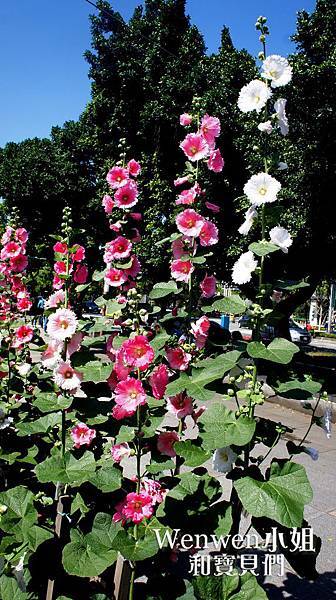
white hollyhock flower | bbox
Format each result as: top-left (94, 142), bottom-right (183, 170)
top-left (258, 120), bottom-right (273, 134)
top-left (237, 80), bottom-right (272, 113)
top-left (244, 173), bottom-right (281, 206)
top-left (270, 226), bottom-right (293, 253)
top-left (232, 251), bottom-right (258, 285)
top-left (261, 55), bottom-right (292, 88)
top-left (47, 308), bottom-right (77, 341)
top-left (16, 363), bottom-right (32, 377)
top-left (274, 98), bottom-right (289, 135)
top-left (213, 447), bottom-right (237, 473)
top-left (277, 162), bottom-right (288, 170)
top-left (238, 206), bottom-right (258, 235)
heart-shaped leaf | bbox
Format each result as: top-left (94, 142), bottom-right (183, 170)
top-left (247, 338), bottom-right (299, 364)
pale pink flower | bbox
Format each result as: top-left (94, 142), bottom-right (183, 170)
top-left (45, 290), bottom-right (65, 309)
top-left (54, 360), bottom-right (82, 393)
top-left (166, 347), bottom-right (191, 371)
top-left (1, 241), bottom-right (21, 260)
top-left (174, 176), bottom-right (190, 187)
top-left (200, 274), bottom-right (216, 298)
top-left (149, 364), bottom-right (169, 399)
top-left (71, 422), bottom-right (96, 449)
top-left (114, 376), bottom-right (147, 411)
top-left (102, 194), bottom-right (114, 214)
top-left (1, 226), bottom-right (14, 245)
top-left (110, 221), bottom-right (122, 233)
top-left (179, 113), bottom-right (193, 126)
top-left (191, 316), bottom-right (211, 349)
top-left (199, 220), bottom-right (219, 246)
top-left (74, 264), bottom-right (88, 284)
top-left (53, 241), bottom-right (68, 254)
top-left (104, 268), bottom-right (128, 287)
top-left (207, 148), bottom-right (224, 173)
top-left (114, 181), bottom-right (138, 209)
top-left (176, 188), bottom-right (197, 206)
top-left (12, 325), bottom-right (34, 348)
top-left (47, 308), bottom-right (77, 341)
top-left (66, 332), bottom-right (84, 358)
top-left (200, 114), bottom-right (221, 145)
top-left (127, 159), bottom-right (141, 177)
top-left (157, 431), bottom-right (179, 457)
top-left (122, 335), bottom-right (154, 370)
top-left (52, 275), bottom-right (64, 290)
top-left (176, 209), bottom-right (204, 237)
top-left (106, 237), bottom-right (132, 260)
top-left (112, 404), bottom-right (134, 420)
top-left (205, 201), bottom-right (220, 213)
top-left (106, 166), bottom-right (129, 189)
top-left (180, 133), bottom-right (210, 162)
top-left (15, 228), bottom-right (29, 243)
top-left (125, 255), bottom-right (141, 278)
top-left (122, 492), bottom-right (154, 523)
top-left (166, 392), bottom-right (194, 419)
top-left (140, 478), bottom-right (166, 505)
top-left (41, 340), bottom-right (62, 369)
top-left (111, 442), bottom-right (131, 463)
top-left (171, 259), bottom-right (194, 283)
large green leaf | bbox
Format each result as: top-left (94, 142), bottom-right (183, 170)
top-left (230, 573), bottom-right (269, 600)
top-left (174, 440), bottom-right (210, 467)
top-left (22, 524), bottom-right (53, 551)
top-left (112, 528), bottom-right (159, 561)
top-left (234, 461), bottom-right (313, 528)
top-left (89, 463), bottom-right (122, 493)
top-left (247, 338), bottom-right (299, 364)
top-left (0, 486), bottom-right (37, 534)
top-left (33, 393), bottom-right (72, 413)
top-left (203, 295), bottom-right (246, 315)
top-left (16, 411), bottom-right (62, 436)
top-left (248, 241), bottom-right (279, 257)
top-left (35, 451), bottom-right (96, 485)
top-left (62, 513), bottom-right (119, 577)
top-left (0, 576), bottom-right (30, 600)
top-left (276, 379), bottom-right (322, 399)
top-left (167, 472), bottom-right (200, 500)
top-left (149, 281), bottom-right (179, 299)
top-left (78, 360), bottom-right (112, 383)
top-left (199, 404), bottom-right (255, 451)
top-left (193, 572), bottom-right (239, 600)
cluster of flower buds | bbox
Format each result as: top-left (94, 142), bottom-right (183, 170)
top-left (0, 224), bottom-right (32, 324)
top-left (51, 207), bottom-right (88, 292)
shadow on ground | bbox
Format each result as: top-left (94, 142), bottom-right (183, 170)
top-left (265, 569), bottom-right (336, 599)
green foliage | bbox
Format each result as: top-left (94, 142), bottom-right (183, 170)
top-left (198, 405), bottom-right (256, 451)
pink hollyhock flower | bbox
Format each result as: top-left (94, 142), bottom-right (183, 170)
top-left (45, 290), bottom-right (65, 309)
top-left (17, 296), bottom-right (32, 312)
top-left (66, 332), bottom-right (84, 358)
top-left (111, 442), bottom-right (131, 463)
top-left (54, 261), bottom-right (71, 276)
top-left (1, 226), bottom-right (14, 245)
top-left (52, 275), bottom-right (64, 290)
top-left (191, 315), bottom-right (211, 349)
top-left (180, 133), bottom-right (210, 162)
top-left (110, 221), bottom-right (122, 233)
top-left (113, 499), bottom-right (127, 524)
top-left (200, 274), bottom-right (217, 298)
top-left (205, 201), bottom-right (220, 213)
top-left (114, 376), bottom-right (147, 411)
top-left (105, 268), bottom-right (128, 287)
top-left (106, 166), bottom-right (129, 189)
top-left (53, 241), bottom-right (68, 254)
top-left (166, 347), bottom-right (191, 371)
top-left (54, 360), bottom-right (82, 393)
top-left (107, 236), bottom-right (132, 260)
top-left (176, 188), bottom-right (197, 206)
top-left (15, 228), bottom-right (29, 243)
top-left (125, 255), bottom-right (141, 278)
top-left (129, 212), bottom-right (142, 221)
top-left (10, 275), bottom-right (25, 294)
top-left (122, 335), bottom-right (154, 370)
top-left (114, 180), bottom-right (138, 209)
top-left (1, 241), bottom-right (21, 260)
top-left (47, 308), bottom-right (77, 341)
top-left (115, 347), bottom-right (132, 380)
top-left (171, 238), bottom-right (188, 259)
top-left (12, 325), bottom-right (34, 348)
top-left (140, 478), bottom-right (166, 505)
top-left (112, 404), bottom-right (135, 420)
top-left (166, 392), bottom-right (194, 419)
top-left (70, 422), bottom-right (96, 449)
top-left (10, 254), bottom-right (28, 272)
top-left (176, 209), bottom-right (204, 237)
top-left (171, 259), bottom-right (194, 283)
top-left (41, 340), bottom-right (62, 369)
top-left (199, 220), bottom-right (219, 246)
top-left (102, 194), bottom-right (114, 214)
top-left (157, 431), bottom-right (179, 457)
top-left (73, 245), bottom-right (86, 262)
top-left (179, 113), bottom-right (193, 126)
top-left (149, 364), bottom-right (169, 399)
top-left (200, 114), bottom-right (221, 145)
top-left (73, 264), bottom-right (88, 284)
top-left (106, 333), bottom-right (118, 360)
top-left (174, 176), bottom-right (190, 187)
top-left (207, 148), bottom-right (224, 173)
top-left (122, 492), bottom-right (154, 523)
top-left (127, 159), bottom-right (141, 177)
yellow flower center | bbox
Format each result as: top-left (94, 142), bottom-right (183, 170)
top-left (60, 320), bottom-right (69, 329)
top-left (259, 187), bottom-right (267, 196)
top-left (190, 146), bottom-right (197, 155)
top-left (130, 392), bottom-right (137, 399)
top-left (219, 450), bottom-right (228, 462)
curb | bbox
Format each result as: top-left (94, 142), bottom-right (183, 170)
top-left (263, 386), bottom-right (336, 424)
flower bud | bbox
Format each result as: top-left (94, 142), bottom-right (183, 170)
top-left (227, 388), bottom-right (235, 396)
top-left (0, 504), bottom-right (8, 514)
top-left (259, 34), bottom-right (266, 42)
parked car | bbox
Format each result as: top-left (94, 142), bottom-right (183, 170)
top-left (289, 319), bottom-right (311, 345)
top-left (238, 316), bottom-right (311, 345)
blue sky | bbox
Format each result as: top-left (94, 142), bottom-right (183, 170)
top-left (0, 0), bottom-right (316, 147)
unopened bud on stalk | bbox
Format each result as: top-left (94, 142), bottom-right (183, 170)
top-left (0, 505), bottom-right (7, 515)
top-left (259, 34), bottom-right (266, 43)
top-left (227, 388), bottom-right (235, 397)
